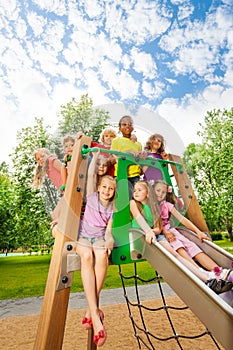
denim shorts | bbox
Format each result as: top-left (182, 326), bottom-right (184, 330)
top-left (156, 234), bottom-right (166, 242)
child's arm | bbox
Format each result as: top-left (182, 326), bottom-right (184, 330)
top-left (60, 164), bottom-right (68, 191)
top-left (163, 228), bottom-right (176, 242)
top-left (130, 200), bottom-right (159, 244)
top-left (161, 151), bottom-right (169, 160)
top-left (86, 152), bottom-right (99, 196)
top-left (170, 207), bottom-right (212, 242)
top-left (105, 219), bottom-right (114, 256)
top-left (52, 158), bottom-right (63, 172)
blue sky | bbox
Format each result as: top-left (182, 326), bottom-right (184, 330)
top-left (1, 0), bottom-right (233, 163)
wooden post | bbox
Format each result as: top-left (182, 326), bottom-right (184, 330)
top-left (169, 153), bottom-right (209, 232)
top-left (34, 135), bottom-right (91, 350)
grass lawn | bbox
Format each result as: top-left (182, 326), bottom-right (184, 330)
top-left (0, 254), bottom-right (156, 300)
top-left (0, 238), bottom-right (232, 300)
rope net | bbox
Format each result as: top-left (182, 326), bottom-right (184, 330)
top-left (118, 263), bottom-right (222, 350)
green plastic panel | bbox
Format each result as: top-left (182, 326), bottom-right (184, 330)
top-left (82, 146), bottom-right (183, 265)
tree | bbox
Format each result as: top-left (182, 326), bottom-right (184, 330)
top-left (58, 94), bottom-right (110, 141)
top-left (183, 108), bottom-right (233, 240)
top-left (10, 118), bottom-right (56, 248)
top-left (4, 95), bottom-right (112, 250)
top-left (0, 163), bottom-right (17, 251)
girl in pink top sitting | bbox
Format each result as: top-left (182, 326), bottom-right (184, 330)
top-left (153, 179), bottom-right (232, 280)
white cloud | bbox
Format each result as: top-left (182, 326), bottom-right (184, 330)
top-left (157, 82), bottom-right (233, 148)
top-left (31, 0), bottom-right (67, 16)
top-left (131, 48), bottom-right (157, 79)
top-left (0, 0), bottom-right (233, 165)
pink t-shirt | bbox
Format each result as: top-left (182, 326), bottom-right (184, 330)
top-left (159, 201), bottom-right (174, 229)
top-left (79, 192), bottom-right (113, 239)
top-left (47, 157), bottom-right (62, 190)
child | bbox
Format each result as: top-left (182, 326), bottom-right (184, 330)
top-left (91, 127), bottom-right (117, 176)
top-left (92, 127), bottom-right (117, 149)
top-left (130, 180), bottom-right (233, 294)
top-left (60, 135), bottom-right (75, 192)
top-left (75, 159), bottom-right (116, 346)
top-left (33, 148), bottom-right (63, 190)
top-left (87, 151), bottom-right (112, 193)
top-left (153, 179), bottom-right (232, 279)
top-left (60, 132), bottom-right (83, 192)
top-left (111, 115), bottom-right (143, 188)
top-left (142, 133), bottom-right (168, 182)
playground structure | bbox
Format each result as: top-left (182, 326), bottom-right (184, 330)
top-left (33, 135), bottom-right (233, 350)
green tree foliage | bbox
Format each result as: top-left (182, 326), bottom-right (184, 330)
top-left (10, 118), bottom-right (55, 249)
top-left (0, 163), bottom-right (17, 251)
top-left (58, 94), bottom-right (110, 141)
top-left (183, 108), bottom-right (233, 240)
top-left (4, 94), bottom-right (112, 250)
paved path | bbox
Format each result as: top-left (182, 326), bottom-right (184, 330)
top-left (0, 283), bottom-right (175, 318)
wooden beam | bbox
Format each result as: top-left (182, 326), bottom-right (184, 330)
top-left (169, 153), bottom-right (209, 232)
top-left (33, 135), bottom-right (91, 350)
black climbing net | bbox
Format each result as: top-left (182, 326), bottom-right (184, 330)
top-left (119, 263), bottom-right (222, 350)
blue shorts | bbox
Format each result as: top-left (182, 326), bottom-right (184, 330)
top-left (156, 234), bottom-right (166, 242)
top-left (79, 236), bottom-right (104, 245)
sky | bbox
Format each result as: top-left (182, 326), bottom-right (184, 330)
top-left (1, 0), bottom-right (233, 164)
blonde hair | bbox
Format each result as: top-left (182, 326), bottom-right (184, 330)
top-left (98, 175), bottom-right (116, 204)
top-left (100, 128), bottom-right (117, 143)
top-left (33, 148), bottom-right (51, 188)
top-left (144, 134), bottom-right (165, 154)
top-left (63, 135), bottom-right (75, 146)
top-left (133, 180), bottom-right (163, 230)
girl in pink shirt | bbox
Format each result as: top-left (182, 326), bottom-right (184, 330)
top-left (154, 179), bottom-right (232, 280)
top-left (33, 148), bottom-right (63, 190)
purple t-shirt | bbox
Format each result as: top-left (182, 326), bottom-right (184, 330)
top-left (143, 152), bottom-right (163, 181)
top-left (79, 192), bottom-right (113, 239)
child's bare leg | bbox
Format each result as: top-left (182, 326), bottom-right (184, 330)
top-left (194, 252), bottom-right (219, 271)
top-left (93, 244), bottom-right (109, 301)
top-left (176, 247), bottom-right (201, 268)
top-left (158, 241), bottom-right (208, 282)
top-left (76, 240), bottom-right (104, 337)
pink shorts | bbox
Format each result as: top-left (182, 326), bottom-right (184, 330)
top-left (167, 228), bottom-right (203, 258)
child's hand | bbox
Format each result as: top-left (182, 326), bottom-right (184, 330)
top-left (145, 230), bottom-right (155, 244)
top-left (164, 230), bottom-right (176, 242)
top-left (153, 227), bottom-right (161, 235)
top-left (161, 151), bottom-right (169, 160)
top-left (197, 230), bottom-right (212, 242)
top-left (50, 221), bottom-right (58, 238)
top-left (105, 237), bottom-right (114, 251)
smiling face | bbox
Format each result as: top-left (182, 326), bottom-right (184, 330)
top-left (64, 140), bottom-right (74, 156)
top-left (102, 133), bottom-right (116, 147)
top-left (151, 137), bottom-right (162, 152)
top-left (119, 116), bottom-right (134, 138)
top-left (35, 150), bottom-right (48, 166)
top-left (133, 181), bottom-right (148, 204)
top-left (154, 182), bottom-right (167, 202)
top-left (98, 176), bottom-right (116, 203)
top-left (96, 156), bottom-right (109, 175)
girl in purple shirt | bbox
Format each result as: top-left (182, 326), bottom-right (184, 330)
top-left (143, 133), bottom-right (168, 182)
top-left (76, 159), bottom-right (116, 347)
